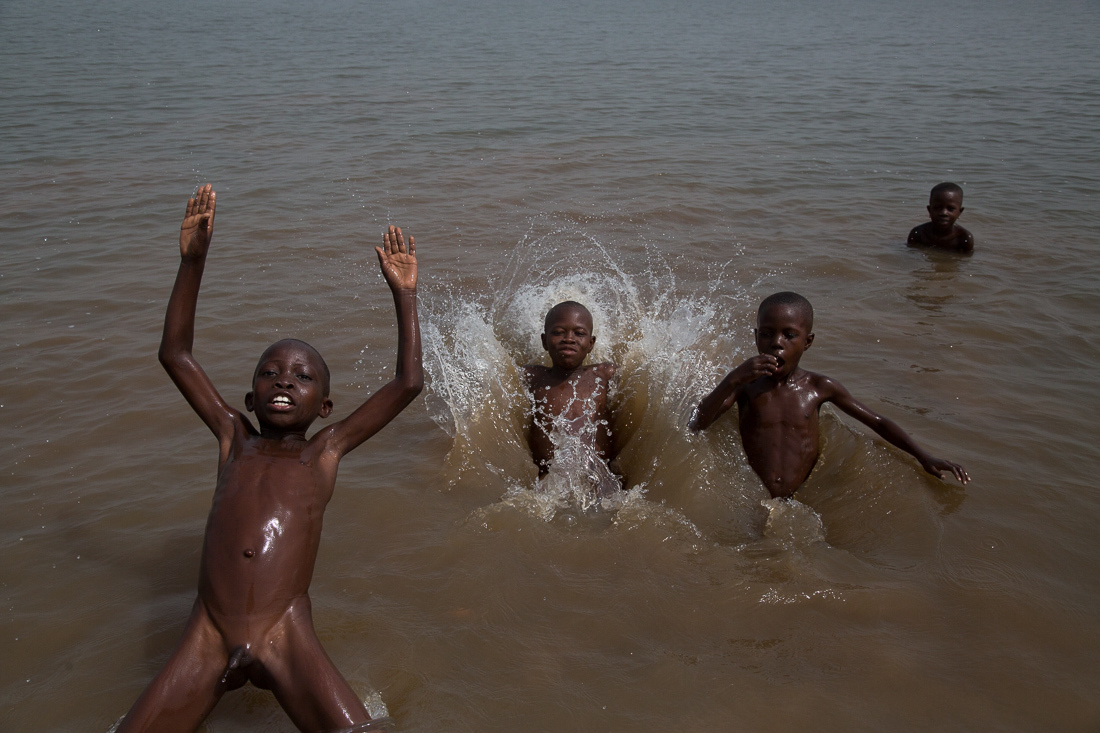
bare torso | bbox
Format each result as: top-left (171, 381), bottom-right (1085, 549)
top-left (524, 363), bottom-right (616, 475)
top-left (736, 368), bottom-right (828, 498)
top-left (198, 424), bottom-right (336, 646)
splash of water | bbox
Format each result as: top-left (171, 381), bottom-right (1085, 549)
top-left (422, 215), bottom-right (774, 534)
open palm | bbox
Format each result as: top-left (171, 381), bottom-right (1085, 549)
top-left (179, 184), bottom-right (216, 258)
top-left (376, 225), bottom-right (417, 290)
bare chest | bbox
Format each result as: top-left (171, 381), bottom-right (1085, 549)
top-left (531, 374), bottom-right (609, 421)
top-left (739, 382), bottom-right (820, 431)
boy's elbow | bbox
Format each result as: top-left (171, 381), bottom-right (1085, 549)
top-left (400, 371), bottom-right (424, 399)
top-left (158, 346), bottom-right (186, 373)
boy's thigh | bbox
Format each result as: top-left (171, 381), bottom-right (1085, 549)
top-left (261, 614), bottom-right (370, 730)
top-left (117, 608), bottom-right (228, 732)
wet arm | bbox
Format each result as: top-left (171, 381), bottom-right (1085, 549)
top-left (690, 356), bottom-right (775, 430)
top-left (158, 185), bottom-right (238, 439)
top-left (826, 379), bottom-right (969, 483)
top-left (326, 228), bottom-right (423, 457)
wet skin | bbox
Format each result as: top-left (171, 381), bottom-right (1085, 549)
top-left (907, 189), bottom-right (974, 253)
top-left (119, 185), bottom-right (423, 733)
top-left (691, 301), bottom-right (968, 498)
top-left (523, 305), bottom-right (617, 476)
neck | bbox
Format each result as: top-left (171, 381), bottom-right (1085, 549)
top-left (548, 363), bottom-right (584, 380)
top-left (258, 425), bottom-right (310, 441)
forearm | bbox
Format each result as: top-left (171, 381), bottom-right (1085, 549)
top-left (391, 288), bottom-right (423, 392)
top-left (159, 255), bottom-right (207, 365)
top-left (873, 418), bottom-right (934, 465)
top-left (691, 372), bottom-right (741, 430)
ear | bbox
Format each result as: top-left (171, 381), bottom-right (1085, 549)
top-left (245, 392), bottom-right (255, 412)
top-left (541, 332), bottom-right (549, 350)
top-left (805, 332), bottom-right (815, 349)
top-left (958, 205), bottom-right (965, 215)
top-left (927, 204), bottom-right (934, 216)
top-left (319, 398), bottom-right (333, 419)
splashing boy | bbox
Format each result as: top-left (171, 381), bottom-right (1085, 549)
top-left (690, 292), bottom-right (968, 498)
top-left (523, 301), bottom-right (620, 498)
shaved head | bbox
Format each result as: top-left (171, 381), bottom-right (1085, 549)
top-left (930, 182), bottom-right (963, 203)
top-left (544, 301), bottom-right (593, 332)
top-left (255, 339), bottom-right (331, 396)
top-left (758, 292), bottom-right (813, 330)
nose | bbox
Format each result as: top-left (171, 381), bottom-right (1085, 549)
top-left (275, 376), bottom-right (294, 389)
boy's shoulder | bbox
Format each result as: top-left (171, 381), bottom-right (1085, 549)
top-left (952, 224), bottom-right (975, 252)
top-left (591, 361), bottom-right (616, 379)
top-left (907, 221), bottom-right (935, 244)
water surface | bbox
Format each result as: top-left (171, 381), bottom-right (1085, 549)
top-left (2, 0), bottom-right (1099, 730)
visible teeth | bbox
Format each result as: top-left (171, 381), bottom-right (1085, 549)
top-left (272, 396), bottom-right (291, 405)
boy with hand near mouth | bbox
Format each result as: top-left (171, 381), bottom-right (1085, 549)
top-left (907, 181), bottom-right (975, 253)
top-left (690, 292), bottom-right (968, 498)
top-left (117, 184), bottom-right (421, 733)
top-left (523, 301), bottom-right (618, 488)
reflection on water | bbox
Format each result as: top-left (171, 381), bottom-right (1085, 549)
top-left (904, 247), bottom-right (967, 314)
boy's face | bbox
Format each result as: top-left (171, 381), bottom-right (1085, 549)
top-left (754, 303), bottom-right (814, 378)
top-left (541, 306), bottom-right (596, 370)
top-left (245, 340), bottom-right (333, 431)
top-left (927, 190), bottom-right (964, 230)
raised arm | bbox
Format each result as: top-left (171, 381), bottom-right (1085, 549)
top-left (689, 355), bottom-right (777, 430)
top-left (158, 184), bottom-right (239, 440)
top-left (325, 226), bottom-right (424, 457)
top-left (823, 377), bottom-right (969, 484)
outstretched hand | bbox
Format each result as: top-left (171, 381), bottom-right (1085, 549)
top-left (376, 225), bottom-right (417, 291)
top-left (180, 184), bottom-right (216, 259)
top-left (923, 457), bottom-right (970, 484)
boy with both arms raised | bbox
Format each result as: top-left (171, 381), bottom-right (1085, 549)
top-left (691, 291), bottom-right (968, 498)
top-left (117, 184), bottom-right (421, 733)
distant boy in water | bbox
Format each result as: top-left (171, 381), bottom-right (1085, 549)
top-left (523, 302), bottom-right (619, 492)
top-left (117, 184), bottom-right (421, 733)
top-left (690, 292), bottom-right (968, 498)
top-left (907, 182), bottom-right (975, 253)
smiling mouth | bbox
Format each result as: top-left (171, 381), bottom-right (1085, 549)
top-left (270, 395), bottom-right (294, 409)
